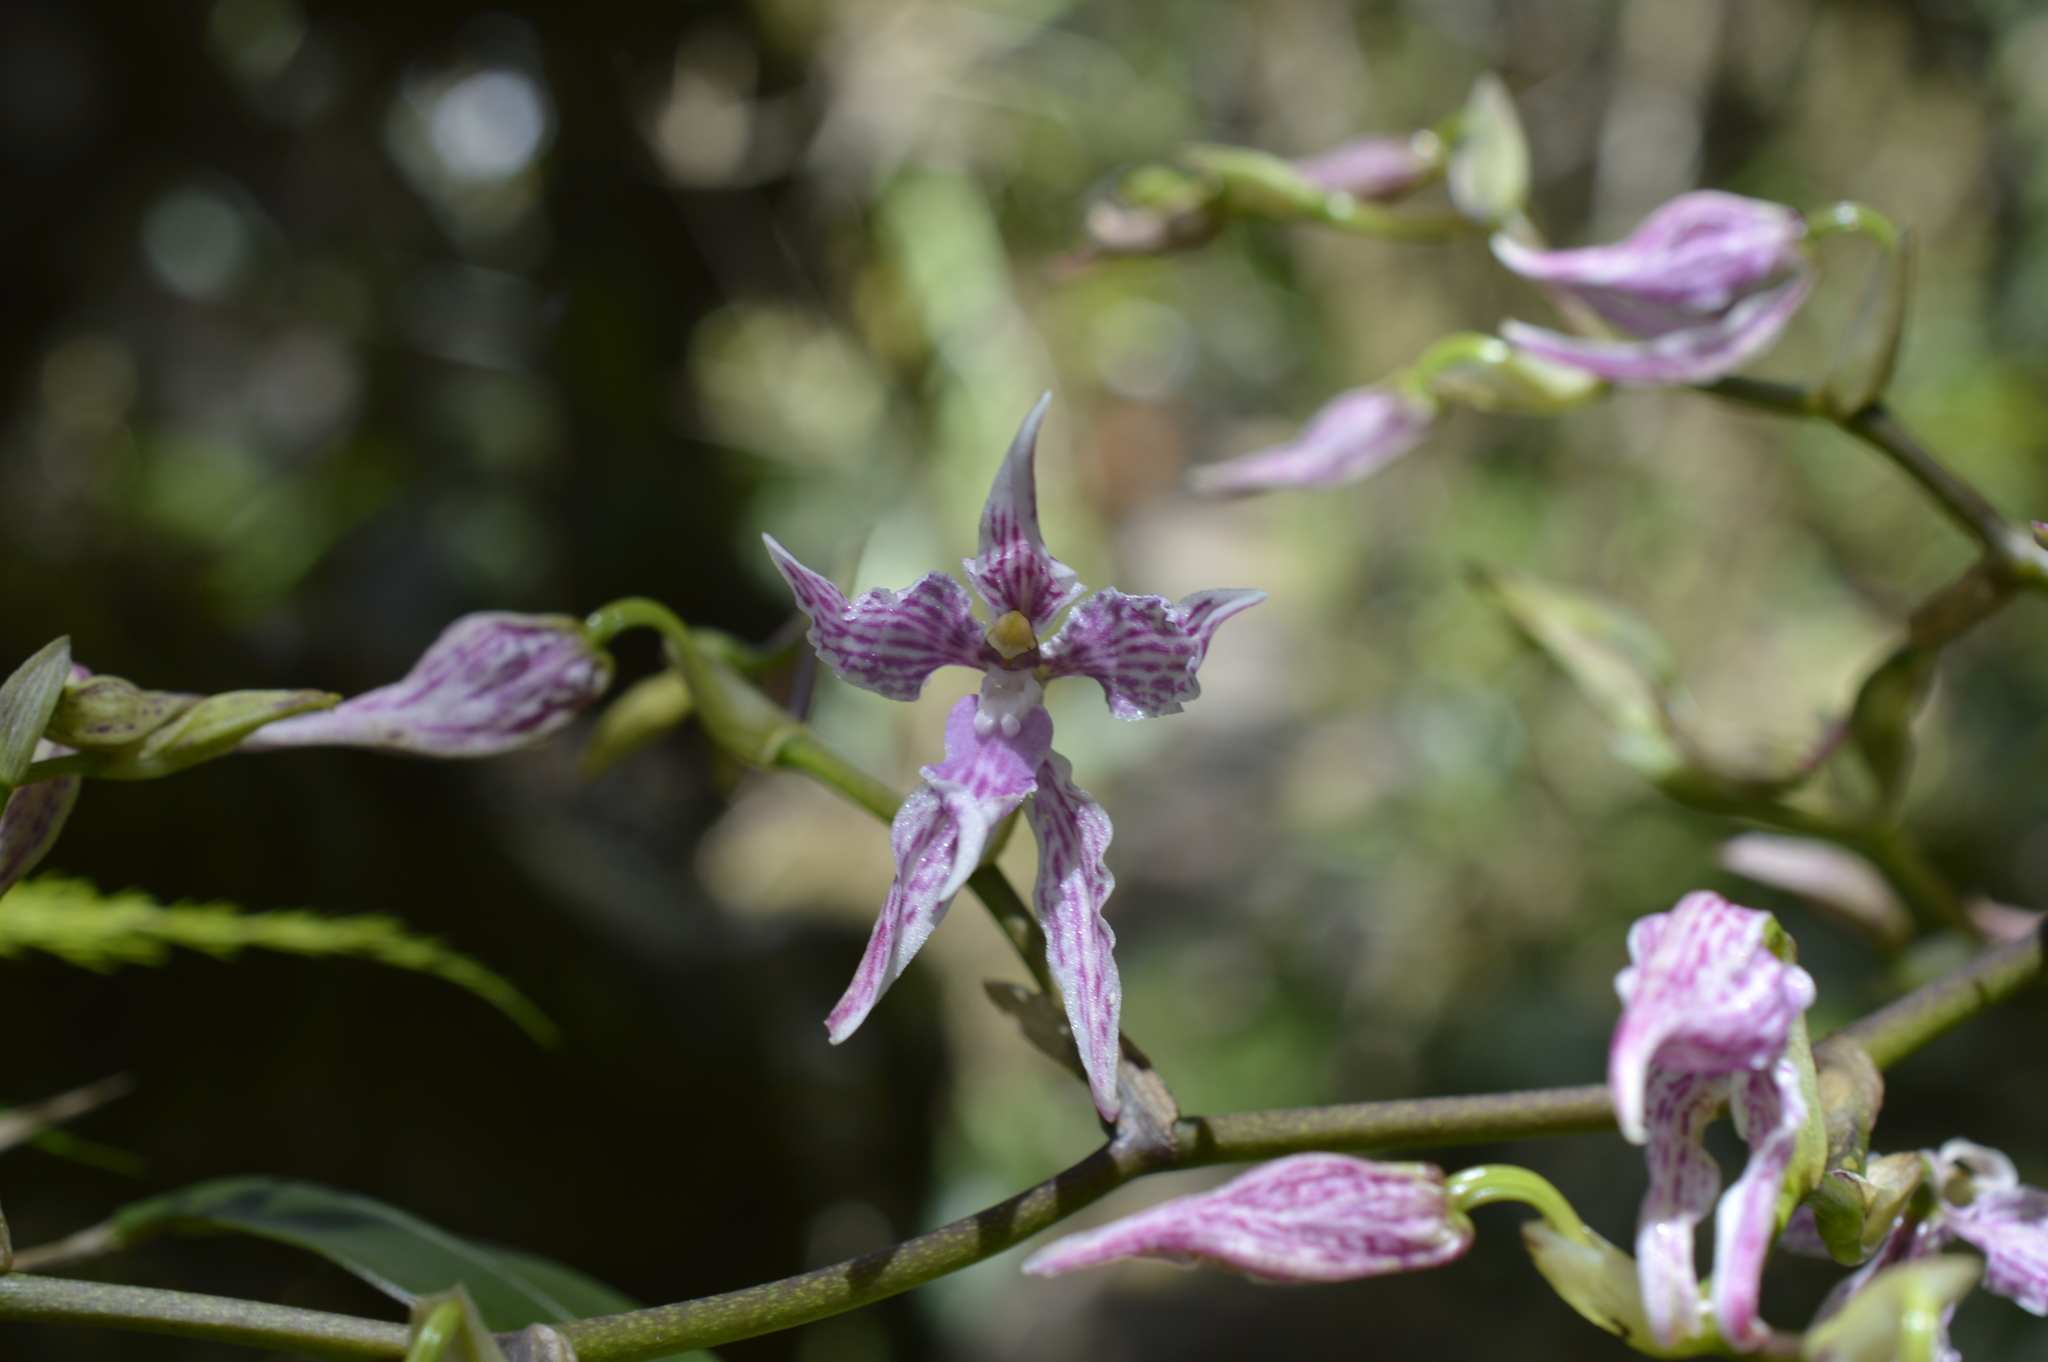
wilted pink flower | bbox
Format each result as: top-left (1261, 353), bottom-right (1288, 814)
top-left (767, 396), bottom-right (1263, 1120)
top-left (1610, 890), bottom-right (1817, 1350)
top-left (1494, 191), bottom-right (1812, 385)
top-left (1022, 1153), bottom-right (1473, 1282)
top-left (1192, 384), bottom-right (1439, 494)
top-left (240, 613), bottom-right (613, 758)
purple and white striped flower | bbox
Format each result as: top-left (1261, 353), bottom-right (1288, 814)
top-left (1192, 383), bottom-right (1439, 495)
top-left (240, 613), bottom-right (613, 759)
top-left (766, 395), bottom-right (1264, 1120)
top-left (1611, 890), bottom-right (1817, 1351)
top-left (1022, 1153), bottom-right (1473, 1282)
top-left (1494, 191), bottom-right (1813, 385)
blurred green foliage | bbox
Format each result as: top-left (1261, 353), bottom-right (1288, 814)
top-left (5, 1), bottom-right (2048, 1361)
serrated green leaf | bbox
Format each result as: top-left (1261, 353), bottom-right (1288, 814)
top-left (0, 875), bottom-right (558, 1047)
top-left (1474, 568), bottom-right (1687, 781)
top-left (0, 638), bottom-right (72, 792)
top-left (109, 1177), bottom-right (711, 1361)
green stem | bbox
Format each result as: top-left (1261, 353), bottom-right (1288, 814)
top-left (1445, 1164), bottom-right (1595, 1246)
top-left (1703, 381), bottom-right (2047, 579)
top-left (0, 1274), bottom-right (408, 1360)
top-left (1836, 924), bottom-right (2044, 1069)
top-left (7, 923), bottom-right (2040, 1361)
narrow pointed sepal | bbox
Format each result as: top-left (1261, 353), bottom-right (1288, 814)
top-left (1027, 749), bottom-right (1121, 1120)
top-left (1041, 587), bottom-right (1265, 720)
top-left (1022, 1153), bottom-right (1473, 1282)
top-left (825, 696), bottom-right (1052, 1043)
top-left (765, 537), bottom-right (986, 700)
top-left (964, 395), bottom-right (1085, 630)
top-left (241, 614), bottom-right (612, 758)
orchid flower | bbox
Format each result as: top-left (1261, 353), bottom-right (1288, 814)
top-left (1191, 383), bottom-right (1440, 495)
top-left (765, 395), bottom-right (1264, 1120)
top-left (1610, 890), bottom-right (1818, 1350)
top-left (1021, 1153), bottom-right (1473, 1282)
top-left (241, 613), bottom-right (614, 758)
top-left (1809, 1139), bottom-right (2048, 1354)
top-left (1494, 191), bottom-right (1813, 385)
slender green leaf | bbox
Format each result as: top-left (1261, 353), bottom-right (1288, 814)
top-left (110, 1178), bottom-right (711, 1360)
top-left (0, 875), bottom-right (558, 1046)
top-left (0, 638), bottom-right (72, 791)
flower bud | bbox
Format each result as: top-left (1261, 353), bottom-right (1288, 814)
top-left (1292, 130), bottom-right (1442, 203)
top-left (1448, 74), bottom-right (1529, 227)
top-left (240, 613), bottom-right (613, 759)
top-left (1191, 383), bottom-right (1439, 495)
top-left (1022, 1153), bottom-right (1473, 1283)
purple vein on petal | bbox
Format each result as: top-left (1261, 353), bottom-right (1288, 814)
top-left (1027, 749), bottom-right (1122, 1120)
top-left (766, 536), bottom-right (987, 701)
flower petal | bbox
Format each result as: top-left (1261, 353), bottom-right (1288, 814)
top-left (1026, 749), bottom-right (1122, 1121)
top-left (241, 614), bottom-right (612, 758)
top-left (1610, 891), bottom-right (1816, 1145)
top-left (964, 394), bottom-right (1085, 631)
top-left (1946, 1185), bottom-right (2048, 1316)
top-left (1715, 1060), bottom-right (1809, 1348)
top-left (765, 536), bottom-right (987, 700)
top-left (1191, 384), bottom-right (1438, 494)
top-left (1022, 1153), bottom-right (1473, 1282)
top-left (0, 740), bottom-right (80, 897)
top-left (825, 695), bottom-right (1052, 1043)
top-left (1040, 587), bottom-right (1265, 720)
top-left (1636, 1067), bottom-right (1725, 1348)
top-left (1492, 192), bottom-right (1809, 329)
top-left (1499, 272), bottom-right (1812, 386)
